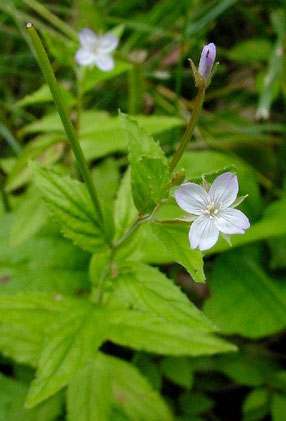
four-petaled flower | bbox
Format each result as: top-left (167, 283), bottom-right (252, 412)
top-left (175, 172), bottom-right (250, 251)
top-left (75, 28), bottom-right (119, 72)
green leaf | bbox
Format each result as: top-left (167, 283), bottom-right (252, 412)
top-left (243, 388), bottom-right (270, 421)
top-left (0, 293), bottom-right (74, 366)
top-left (204, 247), bottom-right (286, 338)
top-left (108, 262), bottom-right (214, 331)
top-left (106, 354), bottom-right (173, 421)
top-left (0, 214), bottom-right (90, 295)
top-left (119, 112), bottom-right (169, 213)
top-left (114, 168), bottom-right (138, 241)
top-left (0, 373), bottom-right (63, 421)
top-left (160, 357), bottom-right (194, 388)
top-left (31, 162), bottom-right (111, 253)
top-left (17, 83), bottom-right (75, 107)
top-left (26, 301), bottom-right (108, 408)
top-left (6, 134), bottom-right (63, 192)
top-left (9, 187), bottom-right (48, 246)
top-left (151, 222), bottom-right (205, 283)
top-left (67, 356), bottom-right (112, 421)
top-left (179, 391), bottom-right (214, 416)
top-left (272, 393), bottom-right (286, 421)
top-left (107, 309), bottom-right (237, 356)
top-left (227, 39), bottom-right (272, 63)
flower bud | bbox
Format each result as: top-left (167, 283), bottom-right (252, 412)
top-left (198, 43), bottom-right (216, 82)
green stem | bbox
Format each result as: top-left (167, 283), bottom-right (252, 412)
top-left (23, 0), bottom-right (77, 40)
top-left (169, 87), bottom-right (205, 173)
top-left (0, 182), bottom-right (10, 213)
top-left (0, 121), bottom-right (22, 155)
top-left (26, 23), bottom-right (104, 225)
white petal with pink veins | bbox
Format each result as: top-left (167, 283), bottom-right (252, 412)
top-left (215, 208), bottom-right (250, 234)
top-left (209, 172), bottom-right (238, 209)
top-left (175, 183), bottom-right (209, 215)
top-left (189, 215), bottom-right (219, 251)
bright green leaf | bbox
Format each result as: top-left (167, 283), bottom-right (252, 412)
top-left (204, 247), bottom-right (286, 337)
top-left (31, 162), bottom-right (111, 253)
top-left (106, 354), bottom-right (173, 421)
top-left (119, 112), bottom-right (169, 212)
top-left (67, 356), bottom-right (112, 421)
top-left (151, 222), bottom-right (205, 283)
top-left (108, 262), bottom-right (214, 331)
top-left (26, 302), bottom-right (108, 408)
top-left (107, 309), bottom-right (237, 356)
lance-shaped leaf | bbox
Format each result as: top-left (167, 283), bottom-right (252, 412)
top-left (25, 301), bottom-right (108, 408)
top-left (67, 356), bottom-right (112, 421)
top-left (31, 162), bottom-right (113, 253)
top-left (107, 310), bottom-right (236, 356)
top-left (119, 112), bottom-right (169, 213)
top-left (106, 354), bottom-right (173, 420)
top-left (108, 262), bottom-right (214, 331)
top-left (0, 294), bottom-right (75, 366)
top-left (151, 222), bottom-right (205, 282)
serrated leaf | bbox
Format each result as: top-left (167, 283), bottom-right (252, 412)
top-left (26, 302), bottom-right (108, 408)
top-left (67, 356), bottom-right (112, 421)
top-left (114, 168), bottom-right (138, 240)
top-left (0, 294), bottom-right (74, 366)
top-left (106, 354), bottom-right (173, 421)
top-left (151, 222), bottom-right (205, 282)
top-left (108, 262), bottom-right (214, 331)
top-left (107, 310), bottom-right (236, 356)
top-left (119, 112), bottom-right (169, 213)
top-left (0, 214), bottom-right (90, 296)
top-left (31, 162), bottom-right (111, 253)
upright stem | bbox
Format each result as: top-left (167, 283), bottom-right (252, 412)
top-left (26, 23), bottom-right (104, 225)
top-left (0, 182), bottom-right (10, 213)
top-left (169, 87), bottom-right (205, 173)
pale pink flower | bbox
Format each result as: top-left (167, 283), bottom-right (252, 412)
top-left (75, 28), bottom-right (119, 72)
top-left (175, 172), bottom-right (250, 251)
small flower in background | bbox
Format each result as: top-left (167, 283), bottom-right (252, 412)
top-left (175, 172), bottom-right (250, 251)
top-left (75, 28), bottom-right (119, 72)
top-left (198, 42), bottom-right (216, 82)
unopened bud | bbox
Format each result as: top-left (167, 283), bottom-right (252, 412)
top-left (170, 168), bottom-right (186, 186)
top-left (198, 43), bottom-right (216, 82)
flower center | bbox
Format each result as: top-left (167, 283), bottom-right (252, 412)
top-left (204, 202), bottom-right (218, 218)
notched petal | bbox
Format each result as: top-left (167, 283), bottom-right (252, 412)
top-left (209, 172), bottom-right (238, 209)
top-left (175, 182), bottom-right (209, 215)
top-left (189, 216), bottom-right (219, 251)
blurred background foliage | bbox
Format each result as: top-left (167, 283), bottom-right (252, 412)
top-left (0, 0), bottom-right (286, 420)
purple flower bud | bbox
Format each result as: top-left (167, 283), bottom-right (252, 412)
top-left (198, 43), bottom-right (216, 82)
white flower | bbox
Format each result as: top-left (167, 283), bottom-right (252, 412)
top-left (75, 28), bottom-right (119, 72)
top-left (175, 172), bottom-right (250, 251)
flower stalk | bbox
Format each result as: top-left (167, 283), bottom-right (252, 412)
top-left (169, 86), bottom-right (205, 173)
top-left (26, 23), bottom-right (104, 225)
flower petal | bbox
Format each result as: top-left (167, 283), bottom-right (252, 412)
top-left (75, 49), bottom-right (96, 66)
top-left (78, 28), bottom-right (97, 49)
top-left (209, 172), bottom-right (238, 209)
top-left (175, 183), bottom-right (209, 215)
top-left (98, 33), bottom-right (119, 53)
top-left (215, 208), bottom-right (250, 234)
top-left (189, 215), bottom-right (219, 251)
top-left (93, 54), bottom-right (115, 71)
